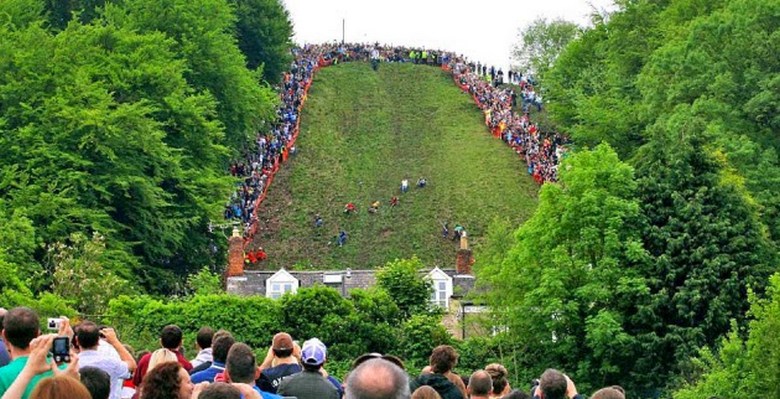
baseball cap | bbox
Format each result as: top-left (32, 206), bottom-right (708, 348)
top-left (272, 332), bottom-right (293, 351)
top-left (301, 338), bottom-right (326, 366)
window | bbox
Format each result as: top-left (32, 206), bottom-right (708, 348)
top-left (266, 269), bottom-right (298, 299)
top-left (432, 280), bottom-right (448, 307)
top-left (426, 268), bottom-right (453, 308)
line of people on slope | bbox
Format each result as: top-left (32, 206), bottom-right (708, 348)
top-left (222, 42), bottom-right (567, 259)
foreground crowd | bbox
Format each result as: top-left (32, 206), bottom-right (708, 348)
top-left (0, 308), bottom-right (625, 399)
top-left (223, 42), bottom-right (566, 255)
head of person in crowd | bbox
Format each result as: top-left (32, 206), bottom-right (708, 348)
top-left (484, 363), bottom-right (509, 397)
top-left (212, 332), bottom-right (236, 364)
top-left (272, 332), bottom-right (294, 359)
top-left (429, 345), bottom-right (459, 374)
top-left (30, 375), bottom-right (91, 399)
top-left (503, 390), bottom-right (531, 399)
top-left (80, 366), bottom-right (111, 399)
top-left (141, 362), bottom-right (193, 399)
top-left (75, 321), bottom-right (102, 350)
top-left (148, 349), bottom-right (178, 372)
top-left (199, 383), bottom-right (241, 399)
top-left (0, 307), bottom-right (9, 367)
top-left (590, 386), bottom-right (625, 399)
top-left (412, 385), bottom-right (442, 399)
top-left (346, 358), bottom-right (410, 399)
top-left (2, 307), bottom-right (39, 354)
top-left (160, 325), bottom-right (184, 351)
top-left (538, 369), bottom-right (567, 399)
top-left (468, 371), bottom-right (492, 398)
top-left (196, 327), bottom-right (214, 352)
top-left (225, 343), bottom-right (259, 384)
top-left (300, 338), bottom-right (327, 371)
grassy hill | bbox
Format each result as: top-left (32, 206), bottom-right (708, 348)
top-left (254, 62), bottom-right (538, 270)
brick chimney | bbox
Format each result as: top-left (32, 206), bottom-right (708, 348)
top-left (226, 227), bottom-right (245, 277)
top-left (456, 249), bottom-right (474, 275)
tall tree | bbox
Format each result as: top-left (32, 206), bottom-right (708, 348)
top-left (633, 118), bottom-right (775, 389)
top-left (480, 144), bottom-right (651, 394)
top-left (228, 0), bottom-right (293, 84)
top-left (512, 17), bottom-right (579, 81)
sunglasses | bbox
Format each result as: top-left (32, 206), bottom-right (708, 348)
top-left (352, 353), bottom-right (405, 370)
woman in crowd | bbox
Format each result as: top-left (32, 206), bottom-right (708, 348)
top-left (140, 362), bottom-right (194, 399)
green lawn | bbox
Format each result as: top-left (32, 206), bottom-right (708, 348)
top-left (254, 62), bottom-right (538, 270)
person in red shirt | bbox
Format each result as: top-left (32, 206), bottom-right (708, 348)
top-left (132, 325), bottom-right (192, 390)
top-left (256, 248), bottom-right (267, 262)
top-left (344, 203), bottom-right (356, 214)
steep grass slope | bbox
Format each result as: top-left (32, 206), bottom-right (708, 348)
top-left (255, 62), bottom-right (538, 270)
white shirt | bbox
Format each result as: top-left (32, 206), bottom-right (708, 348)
top-left (78, 349), bottom-right (131, 399)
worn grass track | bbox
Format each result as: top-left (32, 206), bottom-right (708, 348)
top-left (254, 62), bottom-right (538, 270)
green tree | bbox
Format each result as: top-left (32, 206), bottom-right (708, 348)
top-left (633, 123), bottom-right (775, 391)
top-left (376, 257), bottom-right (434, 319)
top-left (186, 267), bottom-right (223, 296)
top-left (479, 144), bottom-right (652, 394)
top-left (512, 17), bottom-right (579, 81)
top-left (49, 232), bottom-right (130, 315)
top-left (228, 0), bottom-right (293, 84)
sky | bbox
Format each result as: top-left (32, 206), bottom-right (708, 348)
top-left (282, 0), bottom-right (616, 73)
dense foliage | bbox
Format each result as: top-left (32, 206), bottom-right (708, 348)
top-left (0, 0), bottom-right (290, 295)
top-left (478, 0), bottom-right (778, 396)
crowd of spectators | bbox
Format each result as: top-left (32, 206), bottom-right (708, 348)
top-left (0, 307), bottom-right (627, 399)
top-left (221, 42), bottom-right (566, 258)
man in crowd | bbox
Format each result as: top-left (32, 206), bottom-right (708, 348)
top-left (224, 342), bottom-right (282, 399)
top-left (345, 358), bottom-right (410, 399)
top-left (411, 345), bottom-right (467, 399)
top-left (80, 366), bottom-right (111, 399)
top-left (257, 332), bottom-right (301, 393)
top-left (190, 327), bottom-right (214, 372)
top-left (277, 338), bottom-right (338, 399)
top-left (75, 321), bottom-right (136, 399)
top-left (132, 325), bottom-right (192, 385)
top-left (0, 308), bottom-right (10, 367)
top-left (467, 371), bottom-right (492, 399)
top-left (0, 307), bottom-right (66, 399)
top-left (532, 369), bottom-right (583, 399)
top-left (192, 331), bottom-right (235, 383)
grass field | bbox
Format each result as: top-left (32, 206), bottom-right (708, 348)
top-left (254, 62), bottom-right (538, 270)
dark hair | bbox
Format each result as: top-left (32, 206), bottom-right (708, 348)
top-left (199, 383), bottom-right (241, 399)
top-left (160, 325), bottom-right (183, 350)
top-left (468, 371), bottom-right (492, 396)
top-left (226, 343), bottom-right (256, 384)
top-left (141, 362), bottom-right (184, 399)
top-left (80, 366), bottom-right (111, 399)
top-left (31, 375), bottom-right (91, 399)
top-left (504, 389), bottom-right (531, 399)
top-left (272, 348), bottom-right (293, 358)
top-left (76, 321), bottom-right (101, 349)
top-left (303, 363), bottom-right (322, 372)
top-left (485, 363), bottom-right (508, 395)
top-left (212, 333), bottom-right (236, 363)
top-left (346, 358), bottom-right (410, 399)
top-left (539, 369), bottom-right (567, 399)
top-left (196, 327), bottom-right (214, 350)
top-left (2, 307), bottom-right (39, 349)
top-left (429, 345), bottom-right (458, 374)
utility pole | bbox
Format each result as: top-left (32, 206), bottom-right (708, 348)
top-left (342, 18), bottom-right (345, 44)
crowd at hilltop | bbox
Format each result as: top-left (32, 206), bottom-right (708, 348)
top-left (222, 42), bottom-right (567, 252)
top-left (0, 307), bottom-right (627, 399)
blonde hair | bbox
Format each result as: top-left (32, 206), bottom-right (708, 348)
top-left (148, 348), bottom-right (178, 372)
top-left (412, 385), bottom-right (442, 399)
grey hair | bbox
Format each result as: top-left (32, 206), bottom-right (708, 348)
top-left (346, 358), bottom-right (411, 399)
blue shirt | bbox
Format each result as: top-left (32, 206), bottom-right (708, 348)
top-left (253, 385), bottom-right (283, 399)
top-left (190, 361), bottom-right (225, 384)
top-left (0, 341), bottom-right (9, 367)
